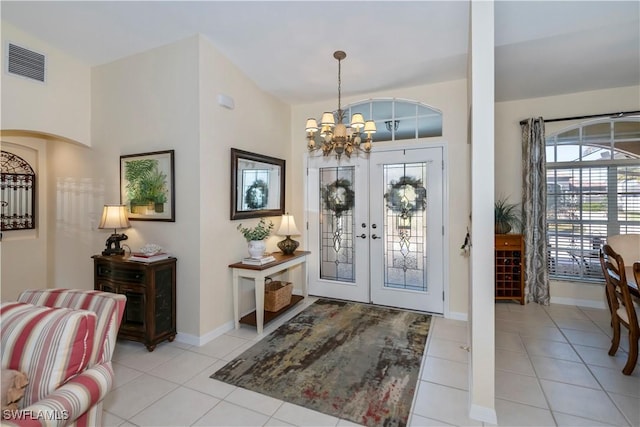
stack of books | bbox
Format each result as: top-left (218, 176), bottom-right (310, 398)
top-left (129, 252), bottom-right (172, 263)
top-left (241, 254), bottom-right (276, 265)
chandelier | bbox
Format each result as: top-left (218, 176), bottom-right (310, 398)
top-left (305, 51), bottom-right (376, 159)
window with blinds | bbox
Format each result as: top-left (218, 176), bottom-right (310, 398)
top-left (546, 118), bottom-right (640, 282)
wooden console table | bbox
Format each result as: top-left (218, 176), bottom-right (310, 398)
top-left (229, 251), bottom-right (310, 334)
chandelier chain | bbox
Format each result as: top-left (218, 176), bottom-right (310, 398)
top-left (337, 56), bottom-right (342, 117)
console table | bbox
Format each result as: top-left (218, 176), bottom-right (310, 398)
top-left (229, 251), bottom-right (310, 334)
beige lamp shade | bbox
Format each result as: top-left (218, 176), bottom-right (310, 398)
top-left (321, 112), bottom-right (336, 126)
top-left (364, 120), bottom-right (377, 134)
top-left (350, 113), bottom-right (365, 129)
top-left (276, 214), bottom-right (301, 236)
top-left (98, 205), bottom-right (130, 230)
top-left (305, 118), bottom-right (319, 132)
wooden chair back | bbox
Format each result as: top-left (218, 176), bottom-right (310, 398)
top-left (599, 244), bottom-right (639, 375)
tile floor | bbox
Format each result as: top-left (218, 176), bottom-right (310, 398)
top-left (103, 298), bottom-right (639, 426)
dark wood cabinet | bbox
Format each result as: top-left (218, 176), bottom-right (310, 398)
top-left (495, 234), bottom-right (525, 305)
top-left (92, 255), bottom-right (176, 351)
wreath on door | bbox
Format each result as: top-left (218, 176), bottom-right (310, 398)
top-left (245, 179), bottom-right (269, 209)
top-left (384, 176), bottom-right (427, 213)
top-left (321, 178), bottom-right (355, 218)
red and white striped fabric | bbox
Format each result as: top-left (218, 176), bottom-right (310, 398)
top-left (2, 289), bottom-right (126, 427)
top-left (0, 302), bottom-right (96, 408)
top-left (17, 289), bottom-right (126, 365)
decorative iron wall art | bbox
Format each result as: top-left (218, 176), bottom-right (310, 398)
top-left (120, 150), bottom-right (175, 221)
top-left (1, 151), bottom-right (36, 231)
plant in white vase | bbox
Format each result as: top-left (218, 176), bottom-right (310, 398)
top-left (237, 218), bottom-right (274, 258)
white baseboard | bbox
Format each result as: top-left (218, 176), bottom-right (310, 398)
top-left (174, 320), bottom-right (235, 347)
top-left (469, 403), bottom-right (497, 424)
top-left (447, 311), bottom-right (468, 321)
top-left (550, 296), bottom-right (606, 309)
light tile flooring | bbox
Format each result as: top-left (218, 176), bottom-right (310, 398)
top-left (103, 298), bottom-right (639, 426)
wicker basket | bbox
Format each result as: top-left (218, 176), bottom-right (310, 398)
top-left (264, 279), bottom-right (293, 312)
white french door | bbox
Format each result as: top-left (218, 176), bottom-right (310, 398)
top-left (307, 146), bottom-right (445, 313)
top-left (307, 155), bottom-right (370, 302)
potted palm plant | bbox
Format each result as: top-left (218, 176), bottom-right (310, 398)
top-left (495, 197), bottom-right (522, 234)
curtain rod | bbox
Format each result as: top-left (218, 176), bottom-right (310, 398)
top-left (519, 110), bottom-right (640, 126)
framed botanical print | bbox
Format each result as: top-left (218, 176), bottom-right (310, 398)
top-left (120, 150), bottom-right (175, 221)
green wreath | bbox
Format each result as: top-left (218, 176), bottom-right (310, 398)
top-left (245, 179), bottom-right (269, 209)
top-left (384, 176), bottom-right (427, 214)
top-left (321, 178), bottom-right (355, 218)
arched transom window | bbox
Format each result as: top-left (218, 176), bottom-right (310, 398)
top-left (344, 99), bottom-right (442, 142)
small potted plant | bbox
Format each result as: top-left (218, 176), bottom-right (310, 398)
top-left (237, 218), bottom-right (274, 258)
top-left (495, 197), bottom-right (522, 234)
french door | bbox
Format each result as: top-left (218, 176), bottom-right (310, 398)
top-left (307, 146), bottom-right (445, 313)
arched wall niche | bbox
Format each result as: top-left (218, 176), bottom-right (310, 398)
top-left (1, 129), bottom-right (89, 147)
top-left (1, 128), bottom-right (97, 300)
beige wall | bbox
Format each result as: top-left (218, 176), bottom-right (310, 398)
top-left (495, 85), bottom-right (640, 306)
top-left (197, 36), bottom-right (291, 338)
top-left (79, 34), bottom-right (290, 340)
top-left (47, 139), bottom-right (106, 292)
top-left (91, 35), bottom-right (204, 339)
top-left (1, 22), bottom-right (91, 145)
top-left (291, 79), bottom-right (470, 317)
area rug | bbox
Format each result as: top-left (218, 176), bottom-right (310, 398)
top-left (211, 298), bottom-right (431, 427)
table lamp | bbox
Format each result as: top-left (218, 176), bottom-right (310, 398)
top-left (98, 204), bottom-right (130, 256)
top-left (276, 213), bottom-right (301, 255)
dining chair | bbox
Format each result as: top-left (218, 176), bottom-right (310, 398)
top-left (599, 244), bottom-right (639, 375)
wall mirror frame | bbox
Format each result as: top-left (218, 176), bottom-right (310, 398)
top-left (230, 148), bottom-right (285, 220)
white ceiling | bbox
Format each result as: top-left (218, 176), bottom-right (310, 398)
top-left (2, 1), bottom-right (638, 104)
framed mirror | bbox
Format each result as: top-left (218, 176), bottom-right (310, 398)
top-left (230, 148), bottom-right (285, 220)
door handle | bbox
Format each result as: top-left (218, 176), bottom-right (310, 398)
top-left (357, 234), bottom-right (367, 239)
top-left (371, 234), bottom-right (380, 240)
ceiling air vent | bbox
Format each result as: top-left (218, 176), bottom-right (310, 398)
top-left (7, 43), bottom-right (46, 83)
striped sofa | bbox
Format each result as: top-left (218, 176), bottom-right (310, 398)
top-left (1, 289), bottom-right (126, 427)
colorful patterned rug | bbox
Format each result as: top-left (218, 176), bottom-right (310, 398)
top-left (211, 299), bottom-right (431, 427)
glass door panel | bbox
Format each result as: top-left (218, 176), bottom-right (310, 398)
top-left (382, 163), bottom-right (428, 292)
top-left (319, 166), bottom-right (356, 282)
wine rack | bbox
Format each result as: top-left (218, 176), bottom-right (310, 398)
top-left (495, 234), bottom-right (525, 305)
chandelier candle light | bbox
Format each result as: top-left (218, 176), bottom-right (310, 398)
top-left (98, 204), bottom-right (130, 256)
top-left (276, 213), bottom-right (301, 255)
top-left (305, 51), bottom-right (376, 159)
